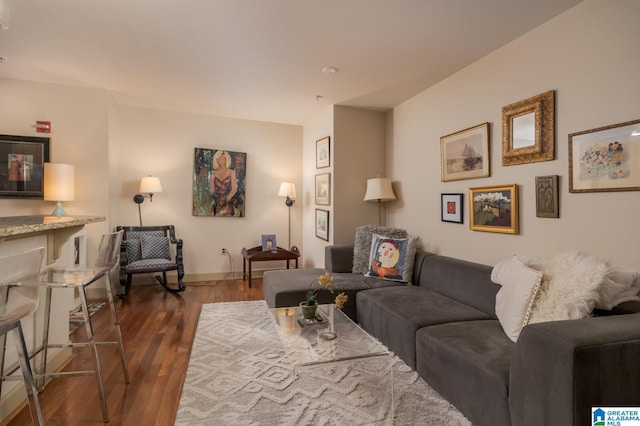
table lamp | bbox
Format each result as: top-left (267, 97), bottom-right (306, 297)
top-left (44, 163), bottom-right (75, 216)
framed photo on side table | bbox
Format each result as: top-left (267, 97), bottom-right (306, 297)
top-left (569, 118), bottom-right (640, 193)
top-left (261, 234), bottom-right (277, 252)
top-left (315, 209), bottom-right (329, 241)
top-left (469, 184), bottom-right (519, 234)
top-left (316, 136), bottom-right (330, 169)
top-left (0, 134), bottom-right (50, 199)
top-left (441, 193), bottom-right (463, 223)
top-left (440, 123), bottom-right (490, 182)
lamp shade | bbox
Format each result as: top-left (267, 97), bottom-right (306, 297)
top-left (44, 163), bottom-right (75, 202)
top-left (278, 181), bottom-right (296, 198)
top-left (363, 177), bottom-right (396, 202)
top-left (139, 176), bottom-right (163, 194)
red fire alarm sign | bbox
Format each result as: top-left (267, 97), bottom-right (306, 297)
top-left (36, 121), bottom-right (51, 133)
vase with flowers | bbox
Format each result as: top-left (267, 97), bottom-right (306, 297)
top-left (300, 272), bottom-right (348, 322)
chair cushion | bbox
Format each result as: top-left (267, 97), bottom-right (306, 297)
top-left (126, 239), bottom-right (142, 263)
top-left (141, 236), bottom-right (171, 260)
top-left (127, 258), bottom-right (177, 272)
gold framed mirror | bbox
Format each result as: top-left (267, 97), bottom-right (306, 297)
top-left (502, 90), bottom-right (555, 166)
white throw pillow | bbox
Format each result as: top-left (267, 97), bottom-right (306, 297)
top-left (595, 268), bottom-right (640, 310)
top-left (493, 256), bottom-right (543, 342)
top-left (526, 252), bottom-right (608, 324)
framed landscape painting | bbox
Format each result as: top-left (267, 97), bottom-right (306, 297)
top-left (315, 173), bottom-right (330, 205)
top-left (315, 209), bottom-right (329, 241)
top-left (469, 184), bottom-right (518, 234)
top-left (569, 119), bottom-right (640, 193)
top-left (440, 123), bottom-right (490, 182)
top-left (316, 136), bottom-right (330, 168)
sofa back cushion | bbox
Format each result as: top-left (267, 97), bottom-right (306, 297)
top-left (417, 254), bottom-right (499, 317)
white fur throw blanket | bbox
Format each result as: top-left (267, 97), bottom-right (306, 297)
top-left (521, 252), bottom-right (608, 323)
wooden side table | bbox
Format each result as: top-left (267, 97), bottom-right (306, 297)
top-left (241, 246), bottom-right (300, 287)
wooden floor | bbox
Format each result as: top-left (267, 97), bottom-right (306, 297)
top-left (5, 278), bottom-right (264, 426)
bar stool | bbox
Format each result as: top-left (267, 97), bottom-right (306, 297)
top-left (0, 247), bottom-right (45, 425)
top-left (38, 230), bottom-right (130, 423)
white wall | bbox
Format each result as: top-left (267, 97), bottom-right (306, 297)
top-left (111, 104), bottom-right (302, 279)
top-left (389, 0), bottom-right (640, 269)
top-left (334, 106), bottom-right (387, 243)
top-left (0, 79), bottom-right (111, 256)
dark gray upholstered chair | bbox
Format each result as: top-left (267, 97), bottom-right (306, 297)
top-left (116, 225), bottom-right (186, 295)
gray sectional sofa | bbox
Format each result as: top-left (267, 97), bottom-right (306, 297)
top-left (263, 244), bottom-right (640, 426)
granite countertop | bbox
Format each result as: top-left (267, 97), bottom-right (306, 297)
top-left (0, 215), bottom-right (105, 237)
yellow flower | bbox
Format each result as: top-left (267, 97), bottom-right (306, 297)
top-left (306, 272), bottom-right (345, 308)
top-left (317, 272), bottom-right (335, 291)
top-left (334, 292), bottom-right (348, 310)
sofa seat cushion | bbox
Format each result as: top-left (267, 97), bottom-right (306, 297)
top-left (263, 268), bottom-right (403, 321)
top-left (416, 320), bottom-right (514, 426)
top-left (356, 286), bottom-right (492, 369)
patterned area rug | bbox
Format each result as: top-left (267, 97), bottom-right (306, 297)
top-left (176, 301), bottom-right (472, 425)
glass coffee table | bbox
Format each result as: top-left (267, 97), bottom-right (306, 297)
top-left (269, 304), bottom-right (389, 367)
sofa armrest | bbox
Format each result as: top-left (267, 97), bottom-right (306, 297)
top-left (324, 245), bottom-right (354, 273)
top-left (509, 314), bottom-right (640, 426)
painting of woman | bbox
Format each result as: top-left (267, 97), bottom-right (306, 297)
top-left (192, 148), bottom-right (246, 217)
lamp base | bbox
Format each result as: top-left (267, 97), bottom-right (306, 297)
top-left (50, 201), bottom-right (67, 216)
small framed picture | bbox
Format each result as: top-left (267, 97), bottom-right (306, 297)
top-left (440, 123), bottom-right (490, 182)
top-left (469, 184), bottom-right (519, 234)
top-left (315, 209), bottom-right (329, 241)
top-left (261, 234), bottom-right (277, 252)
top-left (569, 118), bottom-right (640, 193)
top-left (0, 134), bottom-right (50, 198)
top-left (315, 173), bottom-right (330, 205)
top-left (535, 175), bottom-right (559, 218)
top-left (316, 136), bottom-right (330, 169)
top-left (441, 193), bottom-right (463, 223)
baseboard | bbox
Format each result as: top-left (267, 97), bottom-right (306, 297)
top-left (0, 347), bottom-right (72, 424)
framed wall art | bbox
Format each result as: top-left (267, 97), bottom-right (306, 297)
top-left (192, 148), bottom-right (247, 217)
top-left (315, 209), bottom-right (329, 241)
top-left (569, 118), bottom-right (640, 193)
top-left (441, 193), bottom-right (463, 223)
top-left (315, 172), bottom-right (331, 205)
top-left (502, 90), bottom-right (555, 166)
top-left (440, 122), bottom-right (490, 182)
top-left (469, 184), bottom-right (519, 234)
top-left (535, 175), bottom-right (559, 218)
top-left (0, 134), bottom-right (50, 199)
top-left (316, 136), bottom-right (330, 169)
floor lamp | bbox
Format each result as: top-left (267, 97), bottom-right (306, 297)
top-left (364, 177), bottom-right (397, 226)
top-left (278, 182), bottom-right (296, 249)
top-left (133, 176), bottom-right (163, 226)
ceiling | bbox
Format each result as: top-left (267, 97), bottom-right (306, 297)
top-left (0, 0), bottom-right (582, 126)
